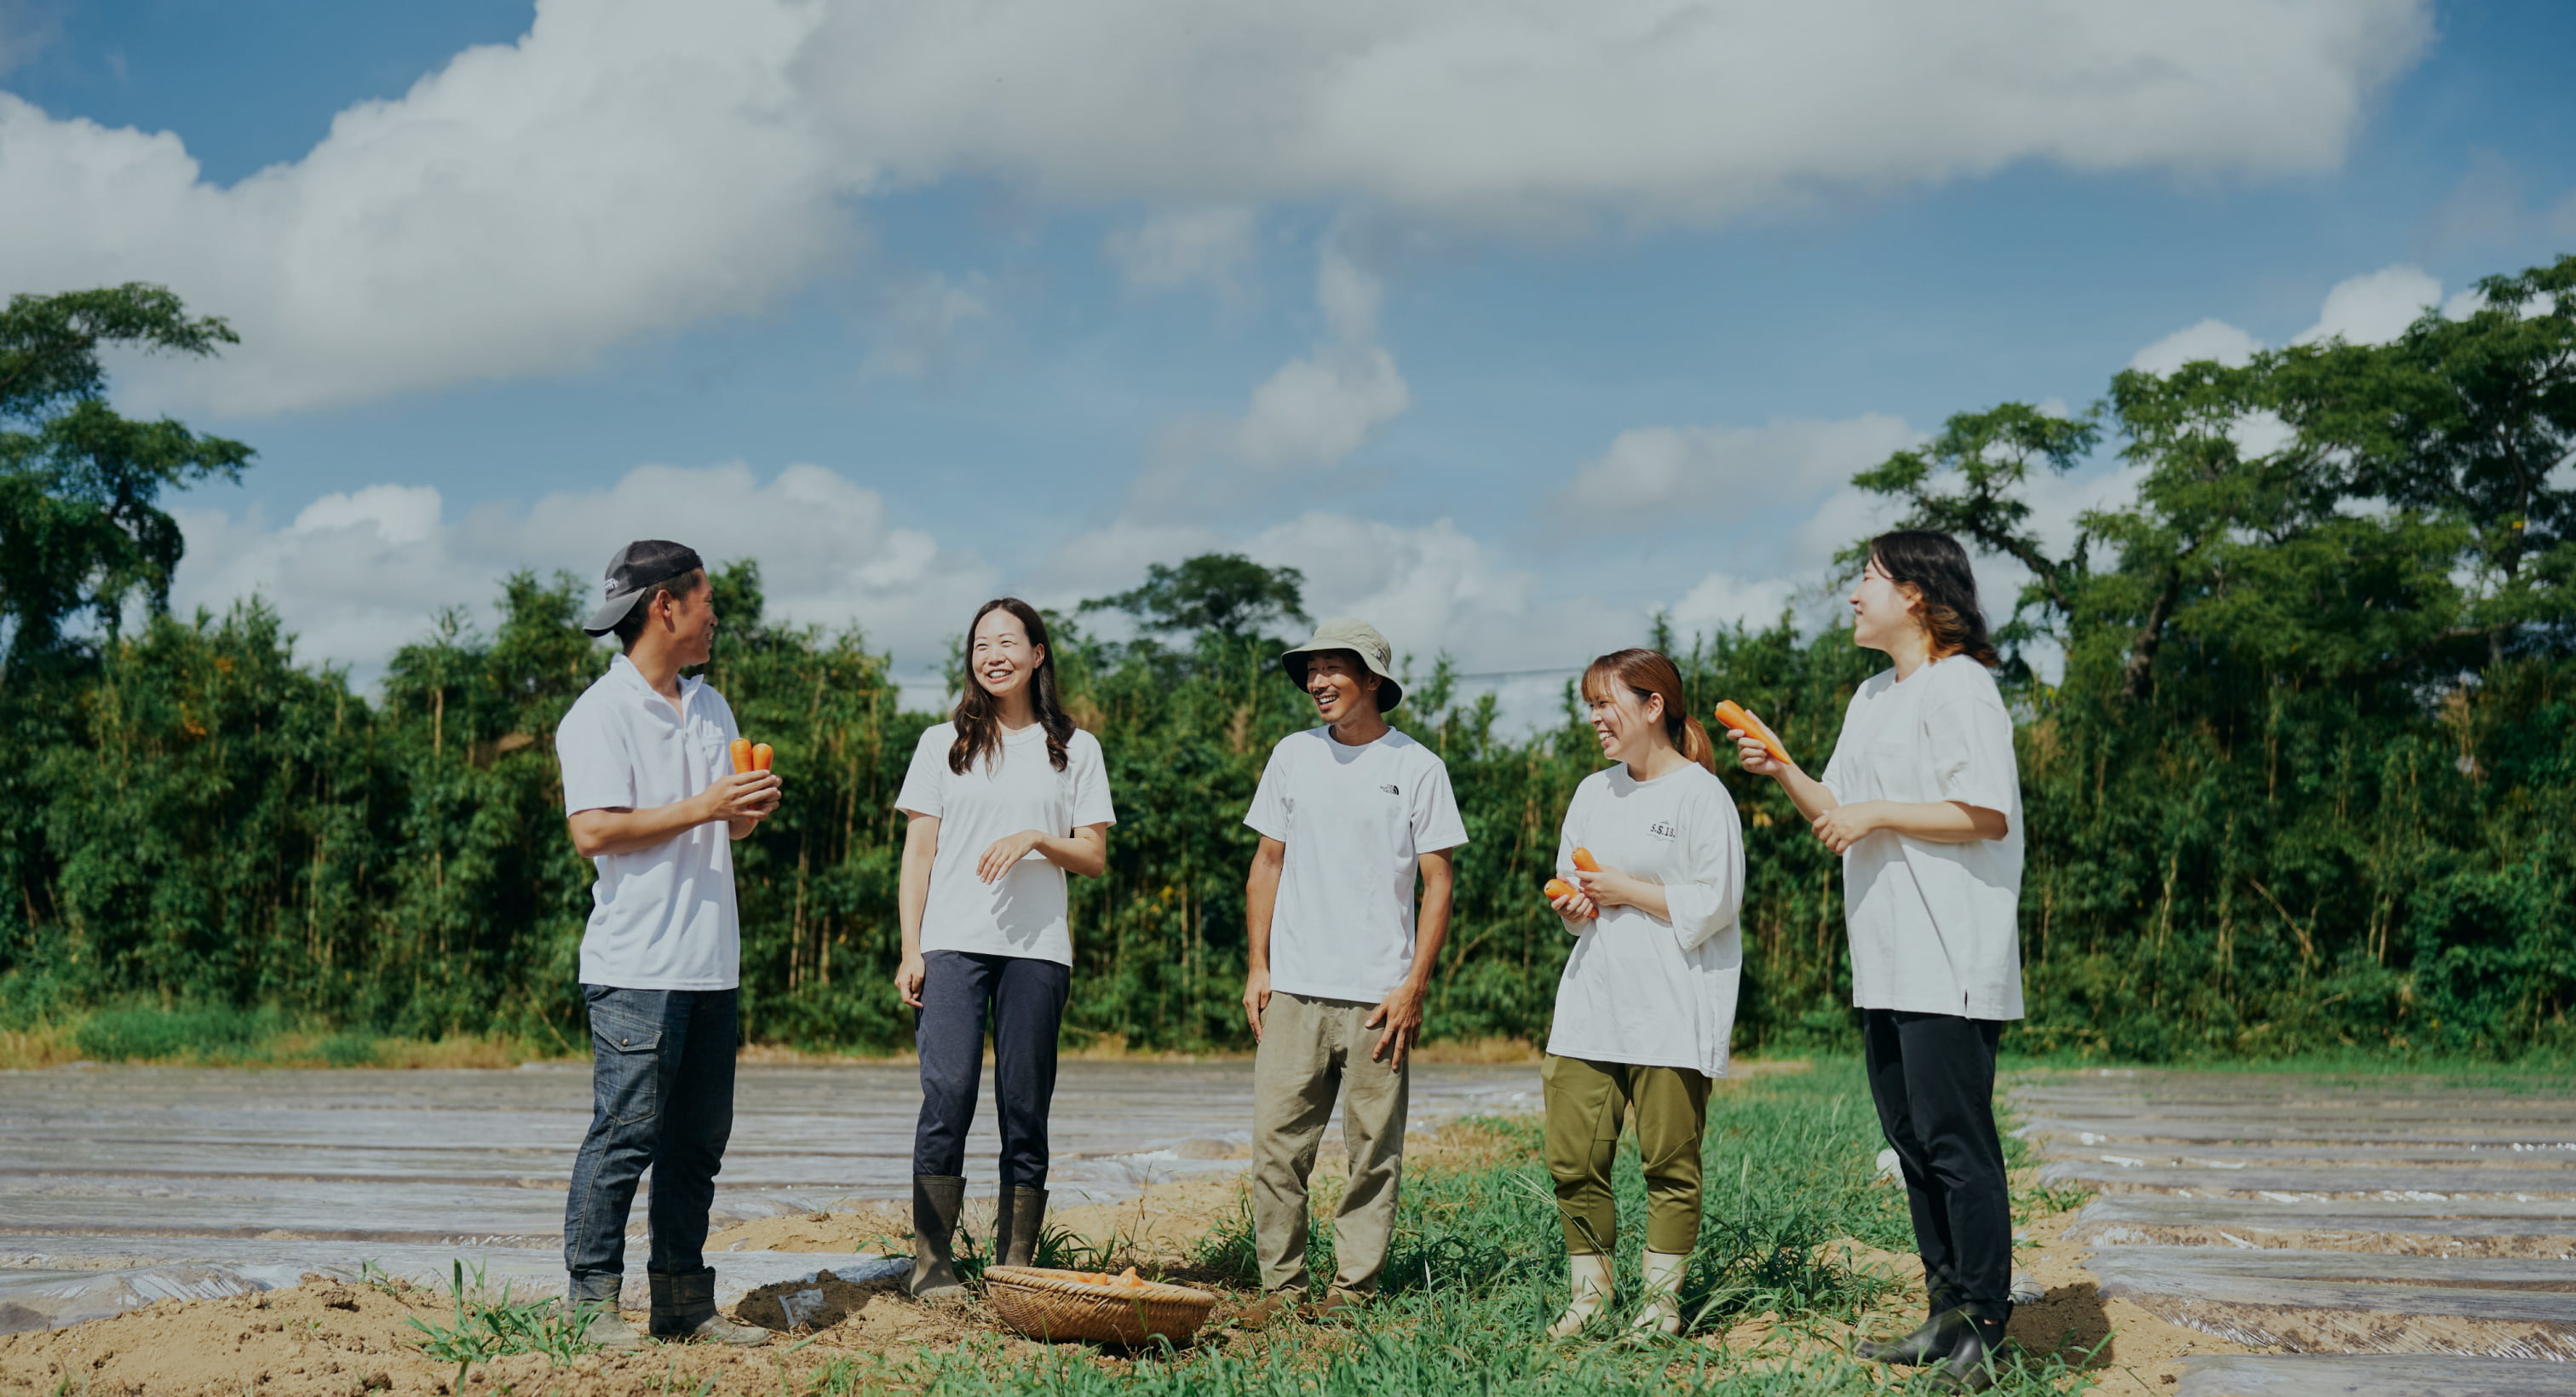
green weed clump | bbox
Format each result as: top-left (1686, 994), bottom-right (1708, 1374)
top-left (405, 1260), bottom-right (595, 1393)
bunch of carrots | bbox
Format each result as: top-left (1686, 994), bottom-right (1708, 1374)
top-left (727, 739), bottom-right (775, 774)
top-left (1053, 1266), bottom-right (1150, 1288)
top-left (1536, 702), bottom-right (1790, 905)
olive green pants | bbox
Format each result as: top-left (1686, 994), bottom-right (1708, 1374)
top-left (1542, 1054), bottom-right (1712, 1256)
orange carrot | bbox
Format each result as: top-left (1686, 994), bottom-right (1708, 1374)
top-left (1544, 878), bottom-right (1577, 901)
top-left (751, 742), bottom-right (774, 772)
top-left (1712, 700), bottom-right (1790, 767)
top-left (1571, 848), bottom-right (1600, 873)
top-left (729, 738), bottom-right (753, 773)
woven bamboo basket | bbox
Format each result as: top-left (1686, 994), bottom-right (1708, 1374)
top-left (982, 1266), bottom-right (1218, 1345)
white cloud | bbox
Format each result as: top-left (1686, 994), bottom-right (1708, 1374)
top-left (1, 0), bottom-right (844, 415)
top-left (2293, 263), bottom-right (2439, 346)
top-left (2132, 262), bottom-right (2452, 377)
top-left (1, 0), bottom-right (2430, 413)
top-left (1557, 414), bottom-right (1918, 529)
top-left (805, 0), bottom-right (2428, 224)
top-left (2129, 318), bottom-right (2263, 375)
top-left (1231, 246), bottom-right (1408, 470)
top-left (1667, 572), bottom-right (1802, 638)
top-left (171, 462), bottom-right (996, 686)
top-left (860, 272), bottom-right (998, 382)
top-left (1105, 206), bottom-right (1258, 297)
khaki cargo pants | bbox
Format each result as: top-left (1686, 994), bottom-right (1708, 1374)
top-left (1251, 991), bottom-right (1409, 1298)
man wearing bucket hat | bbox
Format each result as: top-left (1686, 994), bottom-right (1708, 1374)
top-left (554, 541), bottom-right (780, 1350)
top-left (1236, 618), bottom-right (1469, 1327)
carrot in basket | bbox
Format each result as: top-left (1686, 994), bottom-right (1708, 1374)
top-left (1712, 700), bottom-right (1790, 767)
top-left (729, 738), bottom-right (753, 773)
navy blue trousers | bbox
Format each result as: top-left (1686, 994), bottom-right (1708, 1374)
top-left (911, 951), bottom-right (1069, 1192)
top-left (563, 986), bottom-right (737, 1284)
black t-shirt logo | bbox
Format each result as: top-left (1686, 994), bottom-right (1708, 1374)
top-left (1381, 784), bottom-right (1401, 796)
top-left (1648, 820), bottom-right (1678, 841)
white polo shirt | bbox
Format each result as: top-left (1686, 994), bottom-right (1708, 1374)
top-left (555, 653), bottom-right (743, 991)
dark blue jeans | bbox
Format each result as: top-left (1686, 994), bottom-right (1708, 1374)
top-left (913, 951), bottom-right (1069, 1192)
top-left (564, 986), bottom-right (738, 1285)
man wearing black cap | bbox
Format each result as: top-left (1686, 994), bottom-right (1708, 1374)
top-left (555, 541), bottom-right (779, 1349)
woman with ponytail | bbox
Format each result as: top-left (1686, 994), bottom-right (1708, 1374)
top-left (1540, 648), bottom-right (1745, 1339)
top-left (1728, 530), bottom-right (2023, 1389)
top-left (892, 599), bottom-right (1115, 1299)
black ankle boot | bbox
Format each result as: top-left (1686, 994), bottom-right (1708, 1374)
top-left (1930, 1310), bottom-right (2011, 1392)
top-left (1855, 1305), bottom-right (1971, 1365)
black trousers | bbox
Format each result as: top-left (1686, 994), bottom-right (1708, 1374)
top-left (1861, 1009), bottom-right (2010, 1322)
top-left (911, 950), bottom-right (1070, 1192)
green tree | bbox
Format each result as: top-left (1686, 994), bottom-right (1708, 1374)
top-left (0, 285), bottom-right (252, 670)
top-left (1081, 553), bottom-right (1311, 644)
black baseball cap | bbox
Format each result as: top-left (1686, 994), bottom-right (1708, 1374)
top-left (582, 540), bottom-right (705, 636)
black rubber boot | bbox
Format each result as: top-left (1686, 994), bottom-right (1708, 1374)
top-left (997, 1187), bottom-right (1048, 1269)
top-left (910, 1174), bottom-right (969, 1300)
top-left (1929, 1309), bottom-right (2011, 1392)
top-left (562, 1271), bottom-right (642, 1352)
top-left (1855, 1303), bottom-right (1972, 1365)
top-left (649, 1268), bottom-right (769, 1345)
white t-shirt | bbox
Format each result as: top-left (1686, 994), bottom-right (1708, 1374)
top-left (1245, 726), bottom-right (1469, 1004)
top-left (1820, 654), bottom-right (2026, 1020)
top-left (1545, 762), bottom-right (1745, 1078)
top-left (894, 721), bottom-right (1116, 966)
top-left (555, 654), bottom-right (743, 992)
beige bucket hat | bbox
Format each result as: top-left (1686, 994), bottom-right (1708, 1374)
top-left (1281, 617), bottom-right (1403, 711)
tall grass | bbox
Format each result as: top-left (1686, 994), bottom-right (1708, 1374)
top-left (914, 1062), bottom-right (2090, 1396)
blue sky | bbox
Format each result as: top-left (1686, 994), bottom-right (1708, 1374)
top-left (4, 0), bottom-right (2573, 715)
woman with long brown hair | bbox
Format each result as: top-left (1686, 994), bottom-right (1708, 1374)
top-left (892, 599), bottom-right (1115, 1299)
top-left (1540, 647), bottom-right (1745, 1339)
top-left (1728, 529), bottom-right (2024, 1389)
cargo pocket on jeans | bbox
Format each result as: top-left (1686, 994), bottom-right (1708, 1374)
top-left (590, 1011), bottom-right (664, 1126)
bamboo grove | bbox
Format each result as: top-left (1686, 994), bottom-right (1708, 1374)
top-left (2, 257), bottom-right (2570, 1061)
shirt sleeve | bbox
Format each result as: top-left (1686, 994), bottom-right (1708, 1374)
top-left (1924, 688), bottom-right (2020, 831)
top-left (1412, 753), bottom-right (1469, 854)
top-left (1069, 732), bottom-right (1117, 829)
top-left (1662, 780), bottom-right (1745, 954)
top-left (1244, 740), bottom-right (1291, 842)
top-left (555, 698), bottom-right (634, 817)
top-left (894, 728), bottom-right (949, 819)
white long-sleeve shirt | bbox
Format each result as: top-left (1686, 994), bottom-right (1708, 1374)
top-left (1543, 762), bottom-right (1746, 1078)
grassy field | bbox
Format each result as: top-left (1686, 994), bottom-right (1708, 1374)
top-left (869, 1060), bottom-right (2091, 1397)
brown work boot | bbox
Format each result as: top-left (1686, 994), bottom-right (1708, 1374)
top-left (1305, 1289), bottom-right (1368, 1322)
top-left (1233, 1290), bottom-right (1304, 1331)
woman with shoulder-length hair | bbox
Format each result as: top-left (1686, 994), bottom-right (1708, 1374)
top-left (892, 598), bottom-right (1115, 1299)
top-left (1728, 529), bottom-right (2024, 1389)
top-left (1541, 647), bottom-right (1745, 1339)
